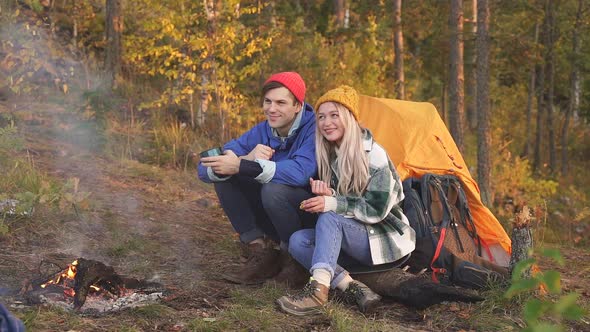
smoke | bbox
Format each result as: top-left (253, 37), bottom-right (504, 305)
top-left (2, 7), bottom-right (207, 287)
top-left (1, 13), bottom-right (115, 257)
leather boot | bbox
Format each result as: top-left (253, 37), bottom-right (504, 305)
top-left (222, 241), bottom-right (281, 285)
top-left (238, 242), bottom-right (251, 263)
top-left (276, 279), bottom-right (329, 316)
top-left (343, 280), bottom-right (382, 313)
top-left (272, 251), bottom-right (309, 289)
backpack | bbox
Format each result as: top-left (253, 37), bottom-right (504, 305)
top-left (402, 174), bottom-right (508, 289)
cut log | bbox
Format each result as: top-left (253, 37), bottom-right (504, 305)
top-left (509, 206), bottom-right (534, 278)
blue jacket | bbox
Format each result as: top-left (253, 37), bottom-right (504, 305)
top-left (198, 103), bottom-right (317, 187)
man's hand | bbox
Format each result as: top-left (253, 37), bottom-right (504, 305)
top-left (201, 150), bottom-right (240, 176)
top-left (309, 178), bottom-right (332, 196)
top-left (242, 144), bottom-right (274, 161)
top-left (300, 196), bottom-right (326, 213)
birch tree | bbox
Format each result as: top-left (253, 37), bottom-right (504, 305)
top-left (561, 0), bottom-right (584, 175)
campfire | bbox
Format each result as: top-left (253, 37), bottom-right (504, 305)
top-left (25, 258), bottom-right (166, 314)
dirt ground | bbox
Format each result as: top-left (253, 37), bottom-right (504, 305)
top-left (1, 100), bottom-right (589, 331)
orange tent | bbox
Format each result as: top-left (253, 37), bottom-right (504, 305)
top-left (358, 95), bottom-right (511, 266)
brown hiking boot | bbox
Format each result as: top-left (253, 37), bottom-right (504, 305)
top-left (238, 242), bottom-right (251, 263)
top-left (276, 279), bottom-right (329, 316)
top-left (343, 280), bottom-right (382, 313)
top-left (272, 251), bottom-right (309, 289)
top-left (222, 242), bottom-right (281, 285)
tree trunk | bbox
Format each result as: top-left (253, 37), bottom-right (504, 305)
top-left (466, 0), bottom-right (478, 130)
top-left (561, 0), bottom-right (584, 176)
top-left (393, 0), bottom-right (405, 100)
top-left (441, 81), bottom-right (447, 122)
top-left (334, 0), bottom-right (345, 29)
top-left (200, 0), bottom-right (218, 129)
top-left (545, 0), bottom-right (556, 173)
top-left (533, 4), bottom-right (548, 173)
top-left (449, 0), bottom-right (465, 152)
top-left (198, 74), bottom-right (209, 127)
top-left (523, 23), bottom-right (539, 159)
top-left (105, 0), bottom-right (122, 90)
top-left (476, 0), bottom-right (491, 206)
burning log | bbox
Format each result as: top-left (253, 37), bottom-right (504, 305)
top-left (25, 257), bottom-right (166, 314)
top-left (72, 258), bottom-right (123, 309)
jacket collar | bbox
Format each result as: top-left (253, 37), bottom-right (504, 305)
top-left (362, 128), bottom-right (374, 152)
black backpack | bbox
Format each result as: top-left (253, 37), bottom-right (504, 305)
top-left (402, 174), bottom-right (507, 289)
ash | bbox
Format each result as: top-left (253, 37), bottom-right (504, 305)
top-left (39, 291), bottom-right (164, 314)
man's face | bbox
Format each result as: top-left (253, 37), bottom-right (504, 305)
top-left (263, 87), bottom-right (300, 137)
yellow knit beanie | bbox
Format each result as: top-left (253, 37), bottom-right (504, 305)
top-left (314, 85), bottom-right (360, 120)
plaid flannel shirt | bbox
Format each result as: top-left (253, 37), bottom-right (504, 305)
top-left (330, 129), bottom-right (416, 264)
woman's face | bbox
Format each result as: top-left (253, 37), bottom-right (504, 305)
top-left (317, 102), bottom-right (345, 146)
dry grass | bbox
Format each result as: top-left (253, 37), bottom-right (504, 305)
top-left (2, 100), bottom-right (589, 332)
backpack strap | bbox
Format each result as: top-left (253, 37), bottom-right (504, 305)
top-left (444, 178), bottom-right (466, 254)
top-left (455, 180), bottom-right (484, 256)
top-left (425, 176), bottom-right (454, 283)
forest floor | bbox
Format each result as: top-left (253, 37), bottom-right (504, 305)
top-left (1, 98), bottom-right (589, 331)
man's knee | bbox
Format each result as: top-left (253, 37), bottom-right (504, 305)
top-left (260, 182), bottom-right (292, 203)
top-left (213, 180), bottom-right (230, 191)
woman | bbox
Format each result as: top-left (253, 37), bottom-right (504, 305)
top-left (276, 85), bottom-right (416, 316)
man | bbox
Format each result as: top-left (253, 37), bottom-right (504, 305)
top-left (198, 72), bottom-right (316, 285)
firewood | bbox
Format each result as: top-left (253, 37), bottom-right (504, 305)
top-left (73, 258), bottom-right (123, 309)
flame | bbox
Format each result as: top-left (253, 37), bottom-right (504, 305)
top-left (38, 259), bottom-right (130, 302)
top-left (41, 260), bottom-right (78, 289)
top-left (39, 259), bottom-right (106, 298)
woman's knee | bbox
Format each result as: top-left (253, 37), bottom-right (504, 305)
top-left (316, 212), bottom-right (342, 232)
top-left (288, 229), bottom-right (315, 255)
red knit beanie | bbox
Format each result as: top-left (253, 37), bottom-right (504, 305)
top-left (264, 72), bottom-right (306, 104)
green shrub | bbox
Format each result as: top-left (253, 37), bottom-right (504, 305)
top-left (505, 248), bottom-right (586, 331)
top-left (491, 129), bottom-right (559, 231)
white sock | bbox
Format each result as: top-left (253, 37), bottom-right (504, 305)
top-left (335, 274), bottom-right (354, 291)
top-left (311, 268), bottom-right (331, 288)
top-left (249, 238), bottom-right (265, 246)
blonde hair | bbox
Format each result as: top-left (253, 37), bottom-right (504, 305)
top-left (316, 102), bottom-right (369, 196)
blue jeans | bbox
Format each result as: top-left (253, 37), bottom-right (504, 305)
top-left (214, 176), bottom-right (316, 247)
top-left (288, 211), bottom-right (373, 289)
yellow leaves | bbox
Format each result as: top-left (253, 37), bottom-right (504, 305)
top-left (185, 72), bottom-right (197, 82)
top-left (161, 18), bottom-right (176, 34)
top-left (181, 86), bottom-right (194, 95)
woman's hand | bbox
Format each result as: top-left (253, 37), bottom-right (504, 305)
top-left (309, 178), bottom-right (332, 196)
top-left (300, 196), bottom-right (325, 213)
